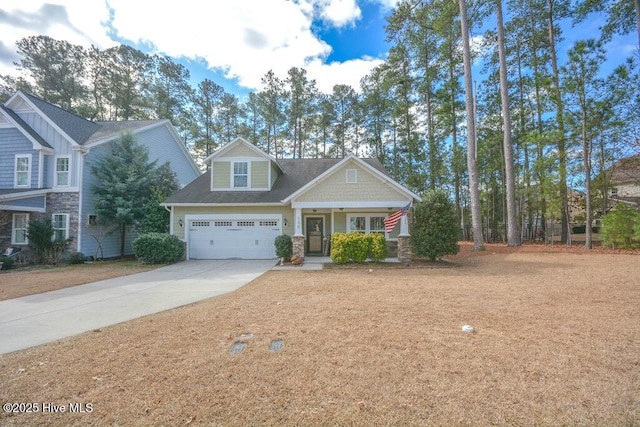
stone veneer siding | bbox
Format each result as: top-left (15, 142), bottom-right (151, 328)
top-left (0, 210), bottom-right (13, 250)
top-left (47, 192), bottom-right (80, 253)
top-left (397, 235), bottom-right (411, 265)
top-left (0, 192), bottom-right (79, 256)
top-left (292, 235), bottom-right (305, 258)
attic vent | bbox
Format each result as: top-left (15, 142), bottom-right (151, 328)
top-left (346, 168), bottom-right (357, 184)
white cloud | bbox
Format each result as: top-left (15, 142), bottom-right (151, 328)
top-left (307, 56), bottom-right (384, 93)
top-left (314, 0), bottom-right (361, 27)
top-left (0, 0), bottom-right (387, 94)
top-left (0, 1), bottom-right (114, 75)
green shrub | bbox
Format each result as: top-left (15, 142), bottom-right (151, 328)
top-left (330, 232), bottom-right (350, 264)
top-left (330, 232), bottom-right (387, 264)
top-left (26, 218), bottom-right (72, 265)
top-left (411, 190), bottom-right (460, 261)
top-left (274, 234), bottom-right (293, 260)
top-left (367, 233), bottom-right (388, 262)
top-left (69, 252), bottom-right (86, 264)
top-left (601, 204), bottom-right (640, 249)
top-left (0, 256), bottom-right (15, 270)
top-left (133, 233), bottom-right (184, 264)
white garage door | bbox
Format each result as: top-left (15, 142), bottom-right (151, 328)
top-left (187, 215), bottom-right (281, 259)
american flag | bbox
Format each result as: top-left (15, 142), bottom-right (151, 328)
top-left (383, 202), bottom-right (411, 233)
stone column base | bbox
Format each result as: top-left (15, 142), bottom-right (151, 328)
top-left (292, 235), bottom-right (305, 258)
top-left (397, 235), bottom-right (411, 265)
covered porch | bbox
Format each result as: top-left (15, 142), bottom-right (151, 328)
top-left (288, 204), bottom-right (412, 263)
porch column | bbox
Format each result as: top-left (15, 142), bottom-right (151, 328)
top-left (294, 208), bottom-right (303, 236)
top-left (397, 213), bottom-right (411, 265)
top-left (399, 215), bottom-right (409, 237)
top-left (292, 208), bottom-right (304, 258)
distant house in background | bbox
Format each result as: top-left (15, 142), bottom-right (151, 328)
top-left (0, 91), bottom-right (200, 258)
top-left (608, 154), bottom-right (640, 209)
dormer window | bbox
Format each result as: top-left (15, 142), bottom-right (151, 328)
top-left (233, 162), bottom-right (248, 188)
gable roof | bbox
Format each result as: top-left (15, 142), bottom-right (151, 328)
top-left (4, 91), bottom-right (180, 149)
top-left (0, 105), bottom-right (53, 150)
top-left (163, 158), bottom-right (345, 205)
top-left (163, 156), bottom-right (416, 205)
top-left (281, 154), bottom-right (421, 203)
top-left (204, 137), bottom-right (277, 163)
top-left (16, 91), bottom-right (101, 145)
top-left (610, 154), bottom-right (640, 184)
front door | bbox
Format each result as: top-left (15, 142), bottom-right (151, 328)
top-left (306, 217), bottom-right (324, 255)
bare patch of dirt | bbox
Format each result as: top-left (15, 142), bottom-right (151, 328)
top-left (0, 259), bottom-right (155, 301)
top-left (1, 245), bottom-right (639, 426)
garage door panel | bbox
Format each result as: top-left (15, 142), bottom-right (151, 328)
top-left (188, 216), bottom-right (281, 260)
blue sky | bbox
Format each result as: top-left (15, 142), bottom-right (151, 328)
top-left (0, 1), bottom-right (636, 100)
top-left (0, 0), bottom-right (397, 98)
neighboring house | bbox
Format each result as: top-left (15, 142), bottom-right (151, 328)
top-left (0, 91), bottom-right (200, 258)
top-left (608, 154), bottom-right (640, 208)
top-left (162, 137), bottom-right (422, 261)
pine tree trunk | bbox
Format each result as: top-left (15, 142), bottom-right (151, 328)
top-left (547, 0), bottom-right (570, 245)
top-left (496, 0), bottom-right (521, 246)
top-left (459, 0), bottom-right (485, 251)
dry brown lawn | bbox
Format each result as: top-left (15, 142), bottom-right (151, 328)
top-left (0, 259), bottom-right (155, 301)
top-left (1, 243), bottom-right (639, 426)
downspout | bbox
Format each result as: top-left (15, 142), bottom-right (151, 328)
top-left (77, 148), bottom-right (89, 253)
top-left (164, 205), bottom-right (173, 235)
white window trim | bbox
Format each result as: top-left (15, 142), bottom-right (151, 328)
top-left (231, 161), bottom-right (250, 189)
top-left (346, 213), bottom-right (388, 235)
top-left (52, 213), bottom-right (70, 241)
top-left (14, 154), bottom-right (32, 188)
top-left (54, 155), bottom-right (71, 187)
top-left (346, 168), bottom-right (358, 184)
top-left (12, 213), bottom-right (29, 245)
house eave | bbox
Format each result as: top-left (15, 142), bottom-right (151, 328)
top-left (161, 202), bottom-right (286, 207)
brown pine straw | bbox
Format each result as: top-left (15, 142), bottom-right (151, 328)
top-left (1, 245), bottom-right (639, 426)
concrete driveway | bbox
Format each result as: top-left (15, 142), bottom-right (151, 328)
top-left (0, 259), bottom-right (274, 355)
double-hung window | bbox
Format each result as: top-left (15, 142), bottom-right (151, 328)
top-left (55, 156), bottom-right (70, 186)
top-left (233, 162), bottom-right (248, 188)
top-left (348, 214), bottom-right (388, 235)
top-left (369, 216), bottom-right (386, 234)
top-left (12, 213), bottom-right (29, 245)
top-left (15, 155), bottom-right (31, 187)
top-left (52, 214), bottom-right (69, 241)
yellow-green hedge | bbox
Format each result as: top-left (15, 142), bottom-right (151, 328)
top-left (330, 232), bottom-right (388, 264)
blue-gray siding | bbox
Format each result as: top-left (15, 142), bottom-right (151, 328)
top-left (0, 128), bottom-right (40, 189)
top-left (79, 124), bottom-right (200, 258)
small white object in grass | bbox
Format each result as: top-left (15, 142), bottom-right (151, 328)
top-left (368, 269), bottom-right (373, 273)
top-left (462, 325), bottom-right (475, 333)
